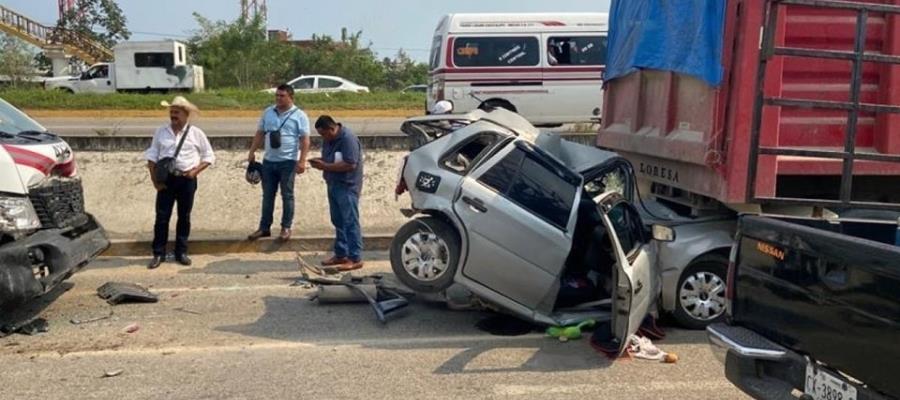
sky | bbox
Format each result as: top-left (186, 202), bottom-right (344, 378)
top-left (3, 0), bottom-right (611, 61)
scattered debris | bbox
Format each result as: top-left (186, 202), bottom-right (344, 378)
top-left (173, 307), bottom-right (202, 315)
top-left (546, 320), bottom-right (596, 342)
top-left (475, 314), bottom-right (537, 336)
top-left (122, 323), bottom-right (140, 334)
top-left (628, 335), bottom-right (678, 364)
top-left (98, 282), bottom-right (159, 305)
top-left (315, 284), bottom-right (377, 304)
top-left (0, 317), bottom-right (49, 337)
top-left (70, 311), bottom-right (114, 325)
top-left (102, 369), bottom-right (124, 378)
top-left (295, 253), bottom-right (411, 324)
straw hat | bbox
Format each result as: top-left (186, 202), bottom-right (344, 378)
top-left (160, 96), bottom-right (199, 116)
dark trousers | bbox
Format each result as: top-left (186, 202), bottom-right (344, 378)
top-left (327, 183), bottom-right (363, 261)
top-left (259, 160), bottom-right (298, 232)
top-left (152, 176), bottom-right (198, 256)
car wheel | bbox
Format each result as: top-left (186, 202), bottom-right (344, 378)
top-left (673, 254), bottom-right (728, 330)
top-left (390, 217), bottom-right (461, 293)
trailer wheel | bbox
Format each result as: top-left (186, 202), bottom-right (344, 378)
top-left (390, 217), bottom-right (461, 293)
top-left (673, 254), bottom-right (729, 329)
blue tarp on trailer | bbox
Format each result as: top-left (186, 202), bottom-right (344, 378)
top-left (603, 0), bottom-right (727, 86)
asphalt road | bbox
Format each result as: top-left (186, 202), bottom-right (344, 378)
top-left (0, 252), bottom-right (748, 400)
top-left (39, 117), bottom-right (594, 137)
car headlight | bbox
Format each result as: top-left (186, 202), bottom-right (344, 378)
top-left (0, 196), bottom-right (41, 233)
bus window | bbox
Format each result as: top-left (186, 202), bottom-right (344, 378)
top-left (547, 36), bottom-right (608, 66)
top-left (453, 37), bottom-right (540, 67)
top-left (430, 36), bottom-right (443, 70)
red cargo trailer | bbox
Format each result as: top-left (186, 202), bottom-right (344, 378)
top-left (599, 0), bottom-right (900, 211)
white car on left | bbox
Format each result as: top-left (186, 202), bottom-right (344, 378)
top-left (263, 75), bottom-right (370, 94)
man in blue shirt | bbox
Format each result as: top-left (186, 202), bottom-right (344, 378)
top-left (309, 115), bottom-right (364, 269)
top-left (247, 84), bottom-right (310, 241)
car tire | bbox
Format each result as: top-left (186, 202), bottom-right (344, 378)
top-left (390, 217), bottom-right (461, 293)
top-left (673, 254), bottom-right (729, 330)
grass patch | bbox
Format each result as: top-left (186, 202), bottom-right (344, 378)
top-left (0, 88), bottom-right (425, 111)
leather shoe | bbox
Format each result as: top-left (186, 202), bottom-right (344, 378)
top-left (321, 256), bottom-right (350, 266)
top-left (175, 254), bottom-right (192, 266)
top-left (247, 230), bottom-right (271, 241)
top-left (336, 261), bottom-right (364, 272)
top-left (147, 255), bottom-right (163, 269)
top-left (279, 228), bottom-right (292, 241)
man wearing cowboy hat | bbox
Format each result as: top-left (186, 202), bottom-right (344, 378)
top-left (144, 96), bottom-right (216, 269)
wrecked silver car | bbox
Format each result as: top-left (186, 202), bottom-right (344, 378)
top-left (392, 109), bottom-right (673, 352)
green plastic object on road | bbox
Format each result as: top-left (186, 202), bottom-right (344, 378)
top-left (546, 319), bottom-right (596, 342)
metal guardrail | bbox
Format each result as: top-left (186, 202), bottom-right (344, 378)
top-left (747, 0), bottom-right (900, 210)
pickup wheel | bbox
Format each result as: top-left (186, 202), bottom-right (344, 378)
top-left (390, 217), bottom-right (461, 293)
top-left (674, 254), bottom-right (728, 330)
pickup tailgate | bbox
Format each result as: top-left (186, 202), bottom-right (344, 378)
top-left (733, 216), bottom-right (900, 396)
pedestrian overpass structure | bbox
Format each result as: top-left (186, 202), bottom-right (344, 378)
top-left (0, 5), bottom-right (112, 75)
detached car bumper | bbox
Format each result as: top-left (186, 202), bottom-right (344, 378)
top-left (0, 214), bottom-right (109, 308)
top-left (707, 323), bottom-right (892, 400)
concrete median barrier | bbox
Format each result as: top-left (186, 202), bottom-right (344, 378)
top-left (78, 149), bottom-right (411, 254)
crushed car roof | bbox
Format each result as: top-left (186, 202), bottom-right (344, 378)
top-left (401, 108), bottom-right (623, 174)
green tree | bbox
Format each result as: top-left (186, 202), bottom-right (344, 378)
top-left (189, 14), bottom-right (293, 89)
top-left (56, 0), bottom-right (131, 49)
top-left (288, 30), bottom-right (386, 89)
top-left (382, 50), bottom-right (428, 90)
top-left (0, 34), bottom-right (37, 87)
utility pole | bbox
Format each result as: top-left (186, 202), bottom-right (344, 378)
top-left (240, 0), bottom-right (267, 26)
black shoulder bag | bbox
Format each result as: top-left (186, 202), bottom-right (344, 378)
top-left (267, 109), bottom-right (297, 149)
top-left (154, 125), bottom-right (191, 184)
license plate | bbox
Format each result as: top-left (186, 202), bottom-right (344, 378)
top-left (805, 364), bottom-right (857, 400)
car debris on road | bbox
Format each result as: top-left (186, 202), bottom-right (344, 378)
top-left (98, 282), bottom-right (159, 305)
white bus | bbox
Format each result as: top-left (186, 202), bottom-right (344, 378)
top-left (427, 13), bottom-right (609, 126)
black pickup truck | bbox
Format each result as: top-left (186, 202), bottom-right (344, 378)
top-left (708, 215), bottom-right (900, 400)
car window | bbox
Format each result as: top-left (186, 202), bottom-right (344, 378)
top-left (292, 78), bottom-right (314, 90)
top-left (584, 167), bottom-right (628, 198)
top-left (478, 147), bottom-right (525, 193)
top-left (547, 36), bottom-right (608, 66)
top-left (478, 147), bottom-right (578, 230)
top-left (0, 98), bottom-right (45, 134)
top-left (318, 78), bottom-right (343, 89)
top-left (440, 133), bottom-right (502, 174)
top-left (453, 36), bottom-right (540, 67)
top-left (606, 202), bottom-right (643, 255)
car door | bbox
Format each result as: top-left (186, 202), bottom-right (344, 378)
top-left (596, 192), bottom-right (658, 355)
top-left (317, 77), bottom-right (345, 93)
top-left (74, 65), bottom-right (113, 93)
top-left (291, 77), bottom-right (315, 93)
top-left (454, 140), bottom-right (581, 313)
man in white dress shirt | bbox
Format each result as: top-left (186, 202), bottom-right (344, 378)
top-left (144, 96), bottom-right (215, 269)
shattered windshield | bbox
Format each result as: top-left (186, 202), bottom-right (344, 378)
top-left (0, 98), bottom-right (46, 136)
top-left (585, 169), bottom-right (627, 197)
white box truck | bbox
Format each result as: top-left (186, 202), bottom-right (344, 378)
top-left (44, 40), bottom-right (205, 94)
